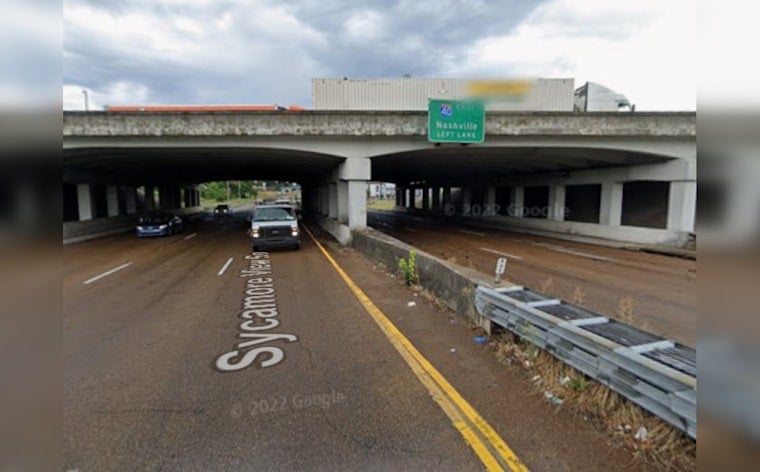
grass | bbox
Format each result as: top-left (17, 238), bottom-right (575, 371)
top-left (200, 190), bottom-right (295, 210)
top-left (616, 295), bottom-right (636, 324)
top-left (539, 277), bottom-right (554, 293)
top-left (367, 199), bottom-right (396, 211)
top-left (491, 330), bottom-right (695, 470)
top-left (200, 197), bottom-right (257, 209)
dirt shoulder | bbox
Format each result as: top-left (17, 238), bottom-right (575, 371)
top-left (315, 228), bottom-right (653, 471)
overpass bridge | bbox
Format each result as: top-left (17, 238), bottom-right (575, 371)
top-left (63, 111), bottom-right (695, 246)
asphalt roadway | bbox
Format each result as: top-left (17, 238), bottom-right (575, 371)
top-left (368, 210), bottom-right (696, 347)
top-left (64, 211), bottom-right (648, 471)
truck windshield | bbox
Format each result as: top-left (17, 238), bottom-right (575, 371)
top-left (254, 208), bottom-right (295, 222)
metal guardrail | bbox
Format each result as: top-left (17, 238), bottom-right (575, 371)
top-left (475, 285), bottom-right (697, 439)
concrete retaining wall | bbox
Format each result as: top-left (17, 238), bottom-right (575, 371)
top-left (316, 216), bottom-right (353, 245)
top-left (351, 228), bottom-right (495, 332)
top-left (63, 206), bottom-right (203, 244)
top-left (464, 214), bottom-right (692, 248)
top-left (63, 215), bottom-right (137, 244)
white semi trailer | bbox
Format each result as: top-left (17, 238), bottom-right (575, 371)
top-left (574, 82), bottom-right (633, 112)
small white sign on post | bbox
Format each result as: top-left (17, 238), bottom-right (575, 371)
top-left (494, 257), bottom-right (508, 283)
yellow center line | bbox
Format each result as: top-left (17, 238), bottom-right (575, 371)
top-left (304, 226), bottom-right (529, 472)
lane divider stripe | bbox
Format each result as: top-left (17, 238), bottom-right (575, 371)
top-left (479, 247), bottom-right (524, 260)
top-left (83, 262), bottom-right (133, 285)
top-left (304, 226), bottom-right (528, 472)
top-left (218, 257), bottom-right (234, 276)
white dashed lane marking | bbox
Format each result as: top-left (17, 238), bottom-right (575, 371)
top-left (456, 229), bottom-right (485, 237)
top-left (83, 262), bottom-right (133, 285)
top-left (218, 257), bottom-right (234, 276)
top-left (479, 247), bottom-right (524, 260)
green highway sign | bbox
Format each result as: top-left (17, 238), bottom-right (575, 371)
top-left (427, 99), bottom-right (485, 144)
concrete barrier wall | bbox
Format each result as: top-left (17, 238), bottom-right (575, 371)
top-left (465, 214), bottom-right (692, 248)
top-left (351, 228), bottom-right (495, 331)
top-left (315, 216), bottom-right (353, 245)
top-left (63, 215), bottom-right (137, 244)
top-left (63, 206), bottom-right (204, 244)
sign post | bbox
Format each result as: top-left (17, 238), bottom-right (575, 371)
top-left (494, 257), bottom-right (507, 284)
top-left (428, 99), bottom-right (485, 144)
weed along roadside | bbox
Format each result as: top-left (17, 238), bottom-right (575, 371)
top-left (398, 250), bottom-right (419, 286)
top-left (214, 252), bottom-right (299, 372)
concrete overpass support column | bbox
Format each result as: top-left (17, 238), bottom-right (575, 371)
top-left (321, 186), bottom-right (329, 216)
top-left (156, 187), bottom-right (164, 210)
top-left (172, 187), bottom-right (182, 209)
top-left (336, 157), bottom-right (370, 228)
top-left (463, 187), bottom-right (472, 212)
top-left (422, 187), bottom-right (430, 211)
top-left (125, 186), bottom-right (137, 214)
top-left (347, 181), bottom-right (367, 229)
top-left (600, 182), bottom-right (623, 226)
top-left (328, 183), bottom-right (338, 218)
top-left (510, 187), bottom-right (524, 217)
top-left (548, 185), bottom-right (566, 221)
top-left (337, 181), bottom-right (349, 224)
top-left (76, 184), bottom-right (93, 221)
top-left (106, 185), bottom-right (119, 217)
top-left (145, 185), bottom-right (156, 211)
top-left (442, 187), bottom-right (452, 211)
top-left (486, 187), bottom-right (496, 215)
top-left (667, 181), bottom-right (696, 232)
top-left (160, 186), bottom-right (180, 210)
top-left (157, 187), bottom-right (168, 210)
top-left (432, 187), bottom-right (441, 212)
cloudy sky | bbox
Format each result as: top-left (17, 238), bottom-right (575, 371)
top-left (61, 0), bottom-right (697, 111)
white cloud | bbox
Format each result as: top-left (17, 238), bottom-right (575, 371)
top-left (63, 82), bottom-right (151, 110)
top-left (699, 0), bottom-right (760, 108)
top-left (343, 10), bottom-right (386, 41)
top-left (447, 0), bottom-right (696, 110)
top-left (64, 2), bottom-right (327, 71)
top-left (0, 0), bottom-right (61, 108)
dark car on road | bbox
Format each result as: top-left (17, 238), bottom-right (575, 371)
top-left (214, 204), bottom-right (231, 217)
top-left (136, 212), bottom-right (183, 237)
top-left (249, 205), bottom-right (300, 251)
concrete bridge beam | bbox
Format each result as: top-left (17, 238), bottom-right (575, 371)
top-left (76, 184), bottom-right (93, 221)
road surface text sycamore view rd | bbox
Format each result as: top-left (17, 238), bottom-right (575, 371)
top-left (215, 253), bottom-right (298, 372)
